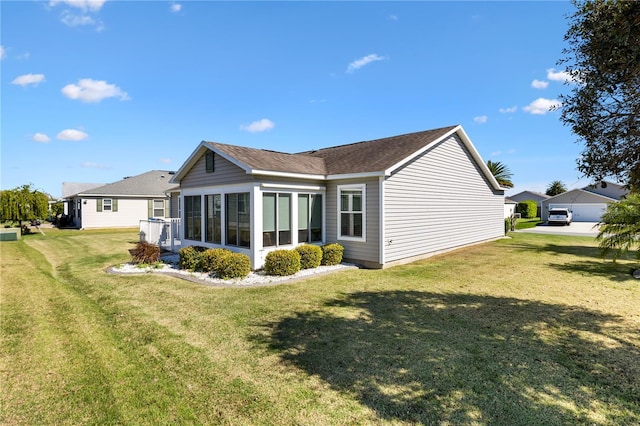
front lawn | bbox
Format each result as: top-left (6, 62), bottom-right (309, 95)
top-left (1, 229), bottom-right (638, 425)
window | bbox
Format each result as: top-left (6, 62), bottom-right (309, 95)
top-left (298, 194), bottom-right (322, 243)
top-left (263, 193), bottom-right (292, 247)
top-left (97, 198), bottom-right (117, 212)
top-left (184, 195), bottom-right (202, 241)
top-left (338, 185), bottom-right (365, 240)
top-left (103, 199), bottom-right (112, 211)
top-left (205, 151), bottom-right (215, 173)
top-left (226, 193), bottom-right (250, 247)
top-left (205, 194), bottom-right (221, 244)
top-left (153, 199), bottom-right (165, 217)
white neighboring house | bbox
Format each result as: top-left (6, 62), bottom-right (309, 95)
top-left (541, 181), bottom-right (628, 223)
top-left (62, 170), bottom-right (176, 229)
top-left (504, 198), bottom-right (517, 218)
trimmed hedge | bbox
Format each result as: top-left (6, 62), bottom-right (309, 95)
top-left (178, 245), bottom-right (208, 271)
top-left (517, 200), bottom-right (537, 219)
top-left (130, 242), bottom-right (161, 264)
top-left (295, 244), bottom-right (323, 269)
top-left (201, 248), bottom-right (231, 273)
top-left (217, 252), bottom-right (251, 279)
top-left (321, 243), bottom-right (344, 266)
top-left (265, 249), bottom-right (301, 276)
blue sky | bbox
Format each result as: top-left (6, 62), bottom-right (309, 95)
top-left (2, 0), bottom-right (587, 198)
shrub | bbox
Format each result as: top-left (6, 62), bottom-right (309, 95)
top-left (216, 252), bottom-right (251, 279)
top-left (516, 200), bottom-right (537, 219)
top-left (295, 244), bottom-right (322, 269)
top-left (179, 245), bottom-right (207, 271)
top-left (321, 243), bottom-right (344, 266)
top-left (201, 248), bottom-right (231, 273)
top-left (130, 241), bottom-right (161, 264)
top-left (265, 249), bottom-right (301, 276)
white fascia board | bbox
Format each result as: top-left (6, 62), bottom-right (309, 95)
top-left (78, 193), bottom-right (168, 198)
top-left (326, 171), bottom-right (384, 180)
top-left (260, 182), bottom-right (326, 191)
top-left (250, 169), bottom-right (326, 180)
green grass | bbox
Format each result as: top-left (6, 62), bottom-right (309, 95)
top-left (515, 217), bottom-right (542, 229)
top-left (1, 228), bottom-right (639, 425)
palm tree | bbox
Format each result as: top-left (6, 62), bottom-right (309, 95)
top-left (545, 180), bottom-right (567, 196)
top-left (486, 160), bottom-right (514, 188)
top-left (596, 193), bottom-right (640, 262)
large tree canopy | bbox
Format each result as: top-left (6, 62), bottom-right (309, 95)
top-left (0, 184), bottom-right (50, 225)
top-left (558, 0), bottom-right (640, 190)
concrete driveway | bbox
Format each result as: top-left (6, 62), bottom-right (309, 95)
top-left (517, 221), bottom-right (601, 237)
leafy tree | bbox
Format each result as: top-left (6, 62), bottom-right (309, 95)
top-left (486, 160), bottom-right (514, 188)
top-left (558, 0), bottom-right (640, 190)
top-left (0, 184), bottom-right (50, 228)
top-left (545, 180), bottom-right (567, 196)
top-left (596, 194), bottom-right (640, 262)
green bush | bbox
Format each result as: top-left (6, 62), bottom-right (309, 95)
top-left (516, 200), bottom-right (537, 219)
top-left (264, 249), bottom-right (301, 276)
top-left (321, 243), bottom-right (344, 266)
top-left (216, 252), bottom-right (251, 279)
top-left (201, 248), bottom-right (231, 273)
top-left (178, 245), bottom-right (208, 271)
top-left (295, 244), bottom-right (322, 269)
top-left (130, 242), bottom-right (161, 264)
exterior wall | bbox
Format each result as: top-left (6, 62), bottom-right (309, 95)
top-left (180, 152), bottom-right (249, 189)
top-left (383, 134), bottom-right (504, 266)
top-left (504, 202), bottom-right (517, 218)
top-left (170, 192), bottom-right (180, 218)
top-left (325, 177), bottom-right (381, 268)
top-left (79, 197), bottom-right (168, 229)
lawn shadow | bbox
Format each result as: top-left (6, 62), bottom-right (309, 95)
top-left (254, 291), bottom-right (639, 425)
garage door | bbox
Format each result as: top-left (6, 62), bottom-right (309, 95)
top-left (549, 203), bottom-right (607, 222)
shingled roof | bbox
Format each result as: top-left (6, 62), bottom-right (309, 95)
top-left (72, 170), bottom-right (176, 197)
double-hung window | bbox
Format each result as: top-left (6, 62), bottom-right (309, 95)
top-left (298, 194), bottom-right (323, 243)
top-left (153, 199), bottom-right (165, 217)
top-left (338, 185), bottom-right (365, 241)
top-left (263, 193), bottom-right (291, 247)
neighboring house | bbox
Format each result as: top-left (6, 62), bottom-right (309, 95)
top-left (62, 170), bottom-right (176, 229)
top-left (170, 125), bottom-right (505, 269)
top-left (504, 198), bottom-right (517, 218)
top-left (541, 181), bottom-right (628, 223)
top-left (509, 190), bottom-right (550, 217)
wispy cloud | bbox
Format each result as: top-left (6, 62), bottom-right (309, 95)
top-left (0, 45), bottom-right (6, 60)
top-left (346, 54), bottom-right (386, 73)
top-left (499, 106), bottom-right (517, 113)
top-left (62, 78), bottom-right (129, 103)
top-left (159, 157), bottom-right (172, 164)
top-left (547, 68), bottom-right (574, 83)
top-left (240, 118), bottom-right (275, 133)
top-left (49, 0), bottom-right (107, 12)
top-left (523, 98), bottom-right (561, 115)
top-left (49, 0), bottom-right (106, 30)
top-left (531, 79), bottom-right (549, 89)
top-left (473, 116), bottom-right (488, 124)
top-left (81, 161), bottom-right (108, 169)
top-left (33, 133), bottom-right (51, 143)
top-left (170, 3), bottom-right (182, 13)
top-left (57, 129), bottom-right (89, 141)
top-left (12, 73), bottom-right (45, 87)
top-left (388, 14), bottom-right (399, 21)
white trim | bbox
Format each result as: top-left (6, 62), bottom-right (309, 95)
top-left (337, 183), bottom-right (366, 242)
top-left (260, 183), bottom-right (326, 191)
top-left (251, 169), bottom-right (326, 180)
top-left (379, 175), bottom-right (385, 266)
top-left (327, 171), bottom-right (384, 180)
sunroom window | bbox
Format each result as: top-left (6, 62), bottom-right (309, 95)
top-left (205, 194), bottom-right (221, 244)
top-left (184, 195), bottom-right (202, 241)
top-left (263, 193), bottom-right (291, 247)
top-left (298, 194), bottom-right (322, 243)
top-left (226, 193), bottom-right (250, 247)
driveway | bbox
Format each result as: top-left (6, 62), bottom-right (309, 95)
top-left (517, 221), bottom-right (601, 237)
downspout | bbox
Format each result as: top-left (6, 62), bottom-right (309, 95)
top-left (379, 175), bottom-right (385, 268)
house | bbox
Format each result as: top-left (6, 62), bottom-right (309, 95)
top-left (541, 181), bottom-right (628, 223)
top-left (62, 170), bottom-right (176, 229)
top-left (504, 198), bottom-right (518, 218)
top-left (170, 125), bottom-right (505, 269)
top-left (508, 190), bottom-right (550, 217)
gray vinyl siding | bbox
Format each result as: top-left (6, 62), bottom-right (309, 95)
top-left (384, 134), bottom-right (504, 264)
top-left (170, 192), bottom-right (180, 218)
top-left (180, 152), bottom-right (249, 188)
top-left (325, 177), bottom-right (381, 268)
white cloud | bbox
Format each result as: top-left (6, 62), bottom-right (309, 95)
top-left (531, 79), bottom-right (549, 89)
top-left (0, 45), bottom-right (6, 60)
top-left (547, 68), bottom-right (574, 83)
top-left (473, 116), bottom-right (488, 124)
top-left (240, 118), bottom-right (275, 133)
top-left (59, 11), bottom-right (104, 30)
top-left (491, 150), bottom-right (502, 156)
top-left (57, 129), bottom-right (89, 141)
top-left (12, 73), bottom-right (45, 87)
top-left (523, 98), bottom-right (561, 115)
top-left (33, 133), bottom-right (51, 143)
top-left (159, 158), bottom-right (172, 164)
top-left (346, 54), bottom-right (386, 73)
top-left (499, 106), bottom-right (517, 113)
top-left (81, 161), bottom-right (108, 169)
top-left (170, 3), bottom-right (182, 13)
top-left (62, 78), bottom-right (129, 102)
top-left (388, 14), bottom-right (398, 21)
top-left (49, 0), bottom-right (107, 12)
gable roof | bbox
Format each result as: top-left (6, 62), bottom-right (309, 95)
top-left (171, 125), bottom-right (502, 190)
top-left (543, 188), bottom-right (619, 204)
top-left (509, 191), bottom-right (551, 202)
top-left (62, 182), bottom-right (105, 198)
top-left (68, 170), bottom-right (176, 198)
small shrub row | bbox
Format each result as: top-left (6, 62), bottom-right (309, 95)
top-left (130, 242), bottom-right (161, 264)
top-left (264, 243), bottom-right (344, 276)
top-left (179, 246), bottom-right (250, 279)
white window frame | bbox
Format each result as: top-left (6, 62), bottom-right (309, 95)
top-left (103, 198), bottom-right (112, 212)
top-left (337, 184), bottom-right (366, 242)
top-left (153, 199), bottom-right (165, 218)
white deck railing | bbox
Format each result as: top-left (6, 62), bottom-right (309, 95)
top-left (139, 218), bottom-right (181, 252)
